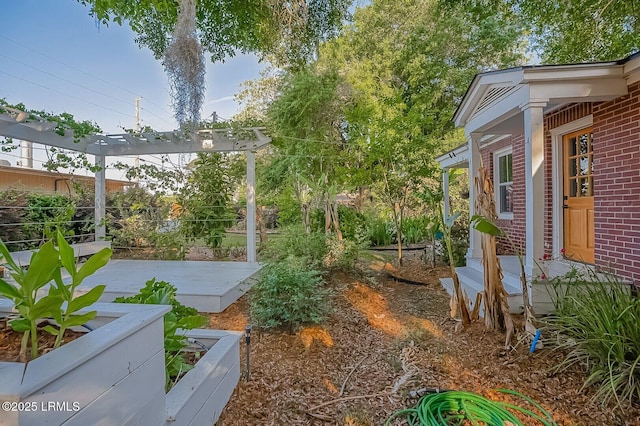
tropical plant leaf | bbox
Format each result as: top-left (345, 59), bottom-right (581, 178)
top-left (10, 317), bottom-right (31, 332)
top-left (57, 231), bottom-right (76, 281)
top-left (23, 241), bottom-right (59, 292)
top-left (75, 248), bottom-right (112, 284)
top-left (31, 295), bottom-right (64, 319)
top-left (471, 214), bottom-right (504, 237)
top-left (68, 285), bottom-right (106, 313)
top-left (61, 311), bottom-right (97, 328)
top-left (0, 279), bottom-right (21, 300)
top-left (43, 324), bottom-right (60, 336)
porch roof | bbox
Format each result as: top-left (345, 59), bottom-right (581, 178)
top-left (454, 51), bottom-right (640, 137)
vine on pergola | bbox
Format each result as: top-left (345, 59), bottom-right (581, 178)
top-left (163, 0), bottom-right (205, 128)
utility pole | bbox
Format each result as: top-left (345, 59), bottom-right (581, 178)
top-left (135, 97), bottom-right (141, 184)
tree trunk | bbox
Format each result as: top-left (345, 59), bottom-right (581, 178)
top-left (331, 201), bottom-right (343, 240)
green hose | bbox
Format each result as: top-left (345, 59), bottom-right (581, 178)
top-left (385, 389), bottom-right (557, 426)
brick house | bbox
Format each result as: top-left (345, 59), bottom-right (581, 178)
top-left (437, 51), bottom-right (640, 314)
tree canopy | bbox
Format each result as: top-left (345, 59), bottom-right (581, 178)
top-left (77, 0), bottom-right (352, 66)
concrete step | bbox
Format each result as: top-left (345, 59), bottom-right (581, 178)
top-left (439, 265), bottom-right (524, 315)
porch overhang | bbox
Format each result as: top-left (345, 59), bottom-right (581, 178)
top-left (454, 61), bottom-right (632, 138)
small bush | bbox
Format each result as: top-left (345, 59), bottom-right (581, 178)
top-left (250, 257), bottom-right (331, 332)
top-left (544, 274), bottom-right (640, 407)
top-left (402, 216), bottom-right (429, 245)
top-left (438, 222), bottom-right (468, 266)
top-left (368, 219), bottom-right (395, 247)
top-left (263, 225), bottom-right (328, 269)
top-left (324, 236), bottom-right (360, 271)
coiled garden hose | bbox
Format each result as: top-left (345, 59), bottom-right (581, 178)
top-left (386, 388), bottom-right (557, 426)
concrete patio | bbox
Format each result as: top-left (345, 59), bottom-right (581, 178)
top-left (76, 260), bottom-right (262, 313)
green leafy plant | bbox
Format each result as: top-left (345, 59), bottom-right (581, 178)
top-left (543, 273), bottom-right (640, 408)
top-left (263, 225), bottom-right (328, 270)
top-left (114, 278), bottom-right (207, 391)
top-left (0, 231), bottom-right (111, 359)
top-left (48, 231), bottom-right (111, 349)
top-left (368, 218), bottom-right (394, 247)
top-left (250, 257), bottom-right (331, 333)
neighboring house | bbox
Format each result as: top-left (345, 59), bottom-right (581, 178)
top-left (0, 164), bottom-right (132, 195)
top-left (437, 51), bottom-right (640, 314)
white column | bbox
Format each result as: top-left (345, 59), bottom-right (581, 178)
top-left (467, 133), bottom-right (483, 261)
top-left (94, 155), bottom-right (106, 241)
top-left (522, 103), bottom-right (546, 277)
top-left (442, 169), bottom-right (450, 219)
top-left (246, 150), bottom-right (256, 263)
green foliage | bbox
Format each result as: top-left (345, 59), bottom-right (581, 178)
top-left (335, 206), bottom-right (367, 242)
top-left (250, 257), bottom-right (331, 332)
top-left (24, 193), bottom-right (76, 244)
top-left (78, 0), bottom-right (350, 68)
top-left (263, 225), bottom-right (328, 270)
top-left (368, 219), bottom-right (395, 247)
top-left (178, 153), bottom-right (234, 250)
top-left (48, 232), bottom-right (111, 349)
top-left (543, 273), bottom-right (640, 408)
top-left (114, 278), bottom-right (207, 391)
top-left (438, 221), bottom-right (468, 267)
top-left (402, 216), bottom-right (429, 245)
top-left (107, 188), bottom-right (185, 259)
top-left (0, 231), bottom-right (111, 359)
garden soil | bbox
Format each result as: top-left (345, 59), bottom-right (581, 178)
top-left (207, 255), bottom-right (640, 425)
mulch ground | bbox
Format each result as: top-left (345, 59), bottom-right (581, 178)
top-left (208, 255), bottom-right (640, 425)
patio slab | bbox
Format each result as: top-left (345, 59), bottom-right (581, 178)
top-left (76, 260), bottom-right (262, 313)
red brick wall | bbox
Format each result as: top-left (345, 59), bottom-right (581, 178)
top-left (592, 81), bottom-right (640, 283)
top-left (480, 135), bottom-right (525, 254)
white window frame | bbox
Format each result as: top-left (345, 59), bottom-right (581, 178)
top-left (493, 146), bottom-right (514, 220)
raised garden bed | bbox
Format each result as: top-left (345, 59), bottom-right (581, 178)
top-left (0, 301), bottom-right (169, 426)
top-left (0, 300), bottom-right (243, 426)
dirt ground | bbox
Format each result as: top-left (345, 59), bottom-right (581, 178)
top-left (207, 255), bottom-right (640, 425)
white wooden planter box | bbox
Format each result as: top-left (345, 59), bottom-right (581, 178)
top-left (0, 301), bottom-right (170, 426)
top-left (165, 329), bottom-right (242, 426)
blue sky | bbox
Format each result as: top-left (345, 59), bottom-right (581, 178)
top-left (0, 1), bottom-right (265, 174)
top-left (0, 1), bottom-right (264, 131)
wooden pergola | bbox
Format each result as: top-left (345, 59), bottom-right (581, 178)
top-left (0, 106), bottom-right (271, 262)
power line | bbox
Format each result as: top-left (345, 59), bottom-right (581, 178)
top-left (0, 33), bottom-right (174, 118)
top-left (0, 69), bottom-right (132, 119)
top-left (0, 53), bottom-right (135, 108)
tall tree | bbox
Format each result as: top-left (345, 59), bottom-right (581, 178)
top-left (266, 66), bottom-right (351, 235)
top-left (444, 0), bottom-right (640, 63)
top-left (323, 0), bottom-right (525, 263)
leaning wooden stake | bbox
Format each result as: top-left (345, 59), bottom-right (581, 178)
top-left (475, 166), bottom-right (514, 348)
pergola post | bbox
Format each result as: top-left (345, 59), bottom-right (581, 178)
top-left (94, 155), bottom-right (106, 241)
top-left (246, 150), bottom-right (256, 263)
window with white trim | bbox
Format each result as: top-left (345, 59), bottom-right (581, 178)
top-left (493, 147), bottom-right (513, 218)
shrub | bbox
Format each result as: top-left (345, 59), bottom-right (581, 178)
top-left (368, 219), bottom-right (395, 247)
top-left (114, 278), bottom-right (207, 390)
top-left (324, 236), bottom-right (360, 271)
top-left (262, 224), bottom-right (328, 270)
top-left (250, 257), bottom-right (331, 332)
top-left (402, 216), bottom-right (429, 245)
top-left (543, 273), bottom-right (640, 407)
top-left (438, 221), bottom-right (468, 266)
